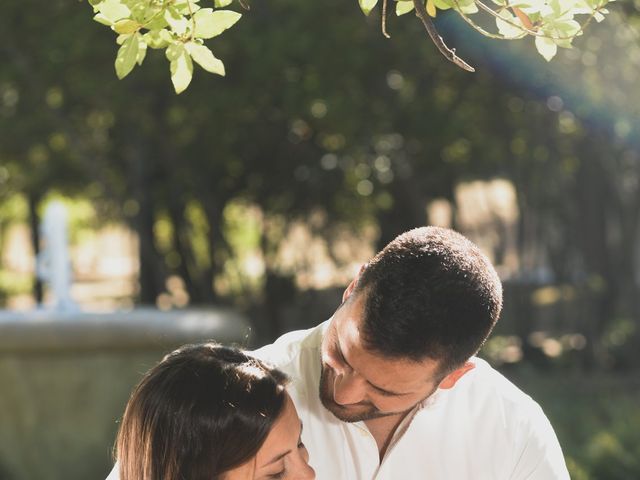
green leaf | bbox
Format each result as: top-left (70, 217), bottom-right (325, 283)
top-left (129, 2), bottom-right (148, 23)
top-left (535, 36), bottom-right (558, 61)
top-left (167, 45), bottom-right (194, 94)
top-left (143, 7), bottom-right (169, 30)
top-left (396, 0), bottom-right (414, 15)
top-left (585, 0), bottom-right (605, 8)
top-left (426, 0), bottom-right (437, 17)
top-left (215, 0), bottom-right (234, 7)
top-left (97, 0), bottom-right (131, 23)
top-left (93, 13), bottom-right (113, 26)
top-left (115, 32), bottom-right (141, 79)
top-left (553, 19), bottom-right (581, 36)
top-left (548, 19), bottom-right (580, 47)
top-left (116, 33), bottom-right (130, 45)
top-left (455, 0), bottom-right (479, 14)
top-left (185, 42), bottom-right (225, 75)
top-left (517, 0), bottom-right (548, 14)
top-left (173, 0), bottom-right (202, 14)
top-left (166, 42), bottom-right (184, 61)
top-left (193, 9), bottom-right (242, 39)
top-left (496, 10), bottom-right (524, 38)
top-left (459, 3), bottom-right (478, 13)
top-left (164, 7), bottom-right (190, 35)
top-left (137, 40), bottom-right (148, 65)
top-left (143, 29), bottom-right (173, 49)
top-left (433, 0), bottom-right (453, 10)
top-left (359, 0), bottom-right (379, 15)
top-left (113, 19), bottom-right (140, 34)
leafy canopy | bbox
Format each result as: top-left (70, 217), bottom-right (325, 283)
top-left (88, 0), bottom-right (614, 92)
top-left (90, 0), bottom-right (241, 93)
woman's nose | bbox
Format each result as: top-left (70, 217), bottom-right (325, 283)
top-left (298, 462), bottom-right (315, 479)
top-left (289, 446), bottom-right (315, 479)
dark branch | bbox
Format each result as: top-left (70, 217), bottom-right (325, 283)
top-left (412, 0), bottom-right (475, 72)
top-left (381, 0), bottom-right (390, 38)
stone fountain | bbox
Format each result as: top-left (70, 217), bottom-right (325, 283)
top-left (0, 202), bottom-right (251, 480)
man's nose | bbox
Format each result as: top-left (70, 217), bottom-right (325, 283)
top-left (333, 370), bottom-right (368, 405)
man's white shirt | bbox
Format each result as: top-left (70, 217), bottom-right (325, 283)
top-left (106, 319), bottom-right (570, 480)
top-left (252, 320), bottom-right (569, 480)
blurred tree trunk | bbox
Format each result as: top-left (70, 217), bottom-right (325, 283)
top-left (376, 170), bottom-right (429, 249)
top-left (602, 142), bottom-right (640, 365)
top-left (574, 146), bottom-right (615, 370)
top-left (260, 218), bottom-right (281, 338)
top-left (128, 141), bottom-right (165, 305)
top-left (257, 217), bottom-right (296, 339)
top-left (27, 192), bottom-right (43, 304)
top-left (166, 195), bottom-right (204, 303)
top-left (200, 191), bottom-right (229, 304)
top-left (508, 132), bottom-right (541, 365)
top-left (513, 193), bottom-right (542, 365)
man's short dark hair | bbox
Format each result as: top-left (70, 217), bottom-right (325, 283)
top-left (355, 226), bottom-right (503, 375)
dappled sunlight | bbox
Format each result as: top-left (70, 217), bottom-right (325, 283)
top-left (1, 1), bottom-right (639, 478)
top-left (1, 183), bottom-right (524, 309)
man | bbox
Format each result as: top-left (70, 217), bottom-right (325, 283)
top-left (106, 226), bottom-right (569, 479)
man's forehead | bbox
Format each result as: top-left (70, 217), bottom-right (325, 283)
top-left (337, 312), bottom-right (440, 390)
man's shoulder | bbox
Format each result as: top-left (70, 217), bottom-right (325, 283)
top-left (410, 358), bottom-right (568, 479)
top-left (464, 359), bottom-right (568, 478)
top-left (251, 321), bottom-right (327, 405)
top-left (251, 320), bottom-right (328, 376)
top-left (442, 357), bottom-right (550, 430)
top-left (467, 357), bottom-right (536, 406)
top-left (451, 357), bottom-right (560, 448)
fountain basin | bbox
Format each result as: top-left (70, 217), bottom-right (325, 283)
top-left (0, 308), bottom-right (251, 480)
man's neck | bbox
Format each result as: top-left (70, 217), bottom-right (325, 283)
top-left (364, 410), bottom-right (411, 460)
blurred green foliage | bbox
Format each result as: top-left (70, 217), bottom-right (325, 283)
top-left (86, 0), bottom-right (615, 92)
top-left (1, 0), bottom-right (640, 363)
top-left (506, 367), bottom-right (640, 479)
top-left (0, 2), bottom-right (639, 477)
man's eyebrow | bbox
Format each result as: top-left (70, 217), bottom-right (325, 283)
top-left (367, 380), bottom-right (407, 396)
top-left (337, 335), bottom-right (408, 396)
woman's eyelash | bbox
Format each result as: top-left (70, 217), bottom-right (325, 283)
top-left (270, 435), bottom-right (304, 478)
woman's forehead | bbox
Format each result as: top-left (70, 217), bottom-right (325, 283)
top-left (255, 394), bottom-right (301, 465)
top-left (222, 394), bottom-right (299, 480)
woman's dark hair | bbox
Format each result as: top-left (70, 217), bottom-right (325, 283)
top-left (354, 226), bottom-right (503, 375)
top-left (115, 343), bottom-right (288, 480)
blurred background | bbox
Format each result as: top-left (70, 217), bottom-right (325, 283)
top-left (1, 0), bottom-right (640, 478)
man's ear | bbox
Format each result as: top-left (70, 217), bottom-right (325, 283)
top-left (342, 264), bottom-right (366, 302)
top-left (438, 362), bottom-right (475, 390)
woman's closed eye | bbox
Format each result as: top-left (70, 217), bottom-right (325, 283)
top-left (268, 435), bottom-right (306, 478)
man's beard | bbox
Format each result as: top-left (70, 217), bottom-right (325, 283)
top-left (318, 364), bottom-right (413, 423)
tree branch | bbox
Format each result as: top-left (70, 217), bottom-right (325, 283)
top-left (412, 0), bottom-right (475, 72)
top-left (381, 0), bottom-right (391, 38)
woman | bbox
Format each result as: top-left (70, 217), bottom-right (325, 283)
top-left (115, 343), bottom-right (315, 480)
